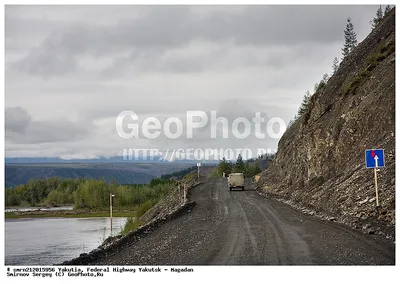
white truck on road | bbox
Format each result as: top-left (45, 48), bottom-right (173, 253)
top-left (228, 173), bottom-right (245, 191)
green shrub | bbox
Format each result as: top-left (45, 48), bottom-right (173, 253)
top-left (120, 199), bottom-right (159, 236)
top-left (309, 176), bottom-right (325, 188)
top-left (376, 53), bottom-right (387, 62)
top-left (209, 169), bottom-right (220, 178)
top-left (135, 200), bottom-right (157, 217)
top-left (183, 173), bottom-right (198, 182)
top-left (121, 217), bottom-right (140, 236)
top-left (45, 189), bottom-right (74, 206)
top-left (5, 189), bottom-right (21, 206)
top-left (244, 161), bottom-right (261, 177)
top-left (379, 39), bottom-right (395, 55)
top-left (344, 39), bottom-right (395, 96)
top-left (217, 157), bottom-right (233, 176)
top-left (344, 70), bottom-right (371, 95)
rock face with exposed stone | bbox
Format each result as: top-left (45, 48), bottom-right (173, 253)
top-left (256, 9), bottom-right (395, 238)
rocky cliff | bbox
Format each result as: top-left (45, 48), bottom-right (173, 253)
top-left (256, 9), bottom-right (395, 237)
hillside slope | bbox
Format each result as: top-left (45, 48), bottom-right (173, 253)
top-left (256, 9), bottom-right (395, 237)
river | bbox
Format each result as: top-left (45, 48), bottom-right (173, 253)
top-left (5, 217), bottom-right (127, 265)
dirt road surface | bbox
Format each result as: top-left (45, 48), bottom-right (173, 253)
top-left (94, 178), bottom-right (395, 265)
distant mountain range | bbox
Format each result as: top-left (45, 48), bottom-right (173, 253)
top-left (5, 156), bottom-right (219, 165)
top-left (4, 162), bottom-right (198, 188)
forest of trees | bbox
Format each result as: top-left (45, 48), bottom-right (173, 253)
top-left (216, 154), bottom-right (262, 178)
top-left (5, 176), bottom-right (176, 210)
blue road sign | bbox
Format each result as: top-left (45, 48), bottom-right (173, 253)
top-left (365, 149), bottom-right (385, 168)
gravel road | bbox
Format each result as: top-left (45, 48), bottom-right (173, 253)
top-left (94, 178), bottom-right (395, 265)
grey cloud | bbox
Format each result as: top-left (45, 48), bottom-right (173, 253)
top-left (99, 41), bottom-right (338, 78)
top-left (5, 107), bottom-right (31, 134)
top-left (5, 5), bottom-right (381, 158)
top-left (13, 48), bottom-right (78, 76)
top-left (5, 107), bottom-right (93, 144)
top-left (11, 26), bottom-right (85, 76)
top-left (8, 6), bottom-right (377, 77)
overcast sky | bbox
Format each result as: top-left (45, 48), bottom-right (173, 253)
top-left (5, 5), bottom-right (380, 159)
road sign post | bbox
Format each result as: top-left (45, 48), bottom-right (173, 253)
top-left (374, 168), bottom-right (379, 207)
top-left (365, 149), bottom-right (385, 207)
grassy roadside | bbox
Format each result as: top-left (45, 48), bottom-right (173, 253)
top-left (5, 210), bottom-right (137, 219)
top-left (119, 173), bottom-right (201, 236)
top-left (120, 200), bottom-right (155, 235)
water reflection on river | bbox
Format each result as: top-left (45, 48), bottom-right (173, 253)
top-left (5, 206), bottom-right (74, 212)
top-left (5, 217), bottom-right (126, 265)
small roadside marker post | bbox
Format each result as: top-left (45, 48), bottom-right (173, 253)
top-left (365, 149), bottom-right (385, 207)
top-left (110, 193), bottom-right (115, 236)
top-left (197, 162), bottom-right (201, 181)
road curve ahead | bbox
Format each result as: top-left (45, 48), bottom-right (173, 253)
top-left (95, 178), bottom-right (395, 265)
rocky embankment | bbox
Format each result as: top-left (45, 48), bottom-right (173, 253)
top-left (61, 175), bottom-right (201, 265)
top-left (256, 9), bottom-right (395, 239)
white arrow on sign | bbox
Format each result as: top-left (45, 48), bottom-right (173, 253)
top-left (374, 155), bottom-right (379, 168)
